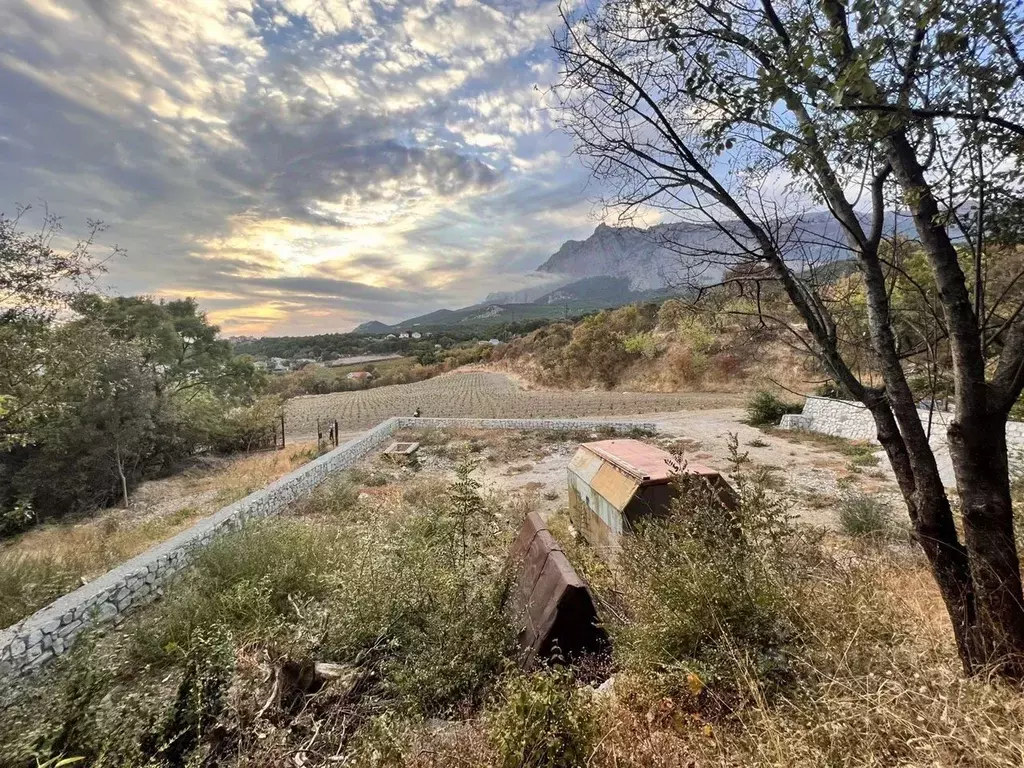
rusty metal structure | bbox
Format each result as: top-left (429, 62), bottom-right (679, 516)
top-left (509, 511), bottom-right (606, 665)
top-left (567, 439), bottom-right (738, 554)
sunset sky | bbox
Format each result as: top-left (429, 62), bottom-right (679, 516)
top-left (0, 0), bottom-right (614, 335)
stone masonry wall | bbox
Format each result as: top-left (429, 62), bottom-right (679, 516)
top-left (0, 416), bottom-right (654, 678)
top-left (780, 396), bottom-right (1024, 486)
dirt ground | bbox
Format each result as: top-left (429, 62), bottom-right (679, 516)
top-left (355, 411), bottom-right (902, 529)
top-left (285, 371), bottom-right (747, 439)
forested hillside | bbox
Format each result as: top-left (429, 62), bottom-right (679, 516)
top-left (1, 215), bottom-right (275, 535)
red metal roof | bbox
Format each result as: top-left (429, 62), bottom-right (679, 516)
top-left (582, 439), bottom-right (722, 486)
top-left (582, 439), bottom-right (676, 484)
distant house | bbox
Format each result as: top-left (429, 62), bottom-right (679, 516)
top-left (385, 333), bottom-right (397, 339)
top-left (346, 371), bottom-right (374, 381)
top-left (410, 331), bottom-right (422, 339)
top-left (487, 338), bottom-right (502, 346)
top-left (398, 332), bottom-right (410, 339)
top-left (268, 357), bottom-right (291, 372)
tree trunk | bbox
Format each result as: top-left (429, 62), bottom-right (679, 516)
top-left (883, 129), bottom-right (1024, 678)
top-left (866, 398), bottom-right (982, 673)
top-left (948, 414), bottom-right (1024, 677)
top-left (115, 442), bottom-right (129, 509)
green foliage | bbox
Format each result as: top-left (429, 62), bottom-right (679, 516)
top-left (486, 668), bottom-right (598, 768)
top-left (139, 628), bottom-right (234, 768)
top-left (495, 303), bottom-right (660, 388)
top-left (1, 292), bottom-right (267, 530)
top-left (611, 444), bottom-right (800, 703)
top-left (136, 468), bottom-right (516, 718)
top-left (622, 331), bottom-right (659, 358)
top-left (838, 493), bottom-right (894, 538)
top-left (2, 468), bottom-right (518, 765)
top-left (746, 391), bottom-right (803, 426)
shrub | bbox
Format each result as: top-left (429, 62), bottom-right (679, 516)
top-left (487, 668), bottom-right (598, 768)
top-left (745, 390), bottom-right (803, 426)
top-left (622, 332), bottom-right (658, 359)
top-left (838, 493), bottom-right (893, 538)
top-left (610, 450), bottom-right (801, 705)
top-left (135, 464), bottom-right (517, 719)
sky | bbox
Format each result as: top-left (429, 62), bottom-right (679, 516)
top-left (0, 0), bottom-right (609, 335)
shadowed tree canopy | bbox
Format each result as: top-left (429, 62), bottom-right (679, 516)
top-left (554, 0), bottom-right (1024, 677)
top-left (0, 215), bottom-right (270, 532)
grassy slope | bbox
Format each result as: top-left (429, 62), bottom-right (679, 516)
top-left (0, 442), bottom-right (319, 628)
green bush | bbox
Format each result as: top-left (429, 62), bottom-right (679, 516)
top-left (610, 455), bottom-right (801, 704)
top-left (838, 493), bottom-right (893, 538)
top-left (746, 390), bottom-right (803, 426)
top-left (487, 668), bottom-right (598, 768)
top-left (135, 465), bottom-right (516, 718)
top-left (3, 468), bottom-right (520, 765)
top-left (622, 331), bottom-right (658, 358)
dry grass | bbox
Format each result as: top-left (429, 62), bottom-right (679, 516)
top-left (396, 552), bottom-right (1024, 768)
top-left (0, 442), bottom-right (318, 628)
top-left (6, 427), bottom-right (1024, 768)
top-left (764, 427), bottom-right (882, 468)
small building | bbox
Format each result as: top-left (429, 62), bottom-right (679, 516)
top-left (487, 338), bottom-right (502, 346)
top-left (346, 371), bottom-right (373, 381)
top-left (567, 439), bottom-right (737, 555)
top-left (398, 332), bottom-right (410, 339)
top-left (385, 333), bottom-right (397, 339)
top-left (410, 331), bottom-right (422, 339)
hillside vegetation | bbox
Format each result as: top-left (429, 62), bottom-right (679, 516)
top-left (4, 445), bottom-right (1022, 766)
top-left (490, 300), bottom-right (814, 393)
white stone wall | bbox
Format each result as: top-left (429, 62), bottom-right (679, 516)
top-left (0, 416), bottom-right (655, 678)
top-left (786, 396), bottom-right (1024, 486)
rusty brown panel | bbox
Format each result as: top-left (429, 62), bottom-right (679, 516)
top-left (509, 512), bottom-right (606, 666)
top-left (707, 474), bottom-right (740, 510)
top-left (590, 462), bottom-right (639, 510)
top-left (509, 510), bottom-right (547, 564)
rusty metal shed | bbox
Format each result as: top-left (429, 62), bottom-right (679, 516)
top-left (567, 439), bottom-right (737, 554)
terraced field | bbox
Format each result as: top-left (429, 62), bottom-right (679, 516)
top-left (285, 371), bottom-right (745, 437)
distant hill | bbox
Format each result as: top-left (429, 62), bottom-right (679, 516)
top-left (353, 276), bottom-right (674, 334)
top-left (354, 213), bottom-right (871, 333)
top-left (535, 213), bottom-right (858, 290)
top-left (351, 320), bottom-right (393, 335)
top-left (533, 276), bottom-right (664, 305)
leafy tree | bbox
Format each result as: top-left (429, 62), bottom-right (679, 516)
top-left (555, 0), bottom-right (1024, 676)
top-left (0, 206), bottom-right (120, 322)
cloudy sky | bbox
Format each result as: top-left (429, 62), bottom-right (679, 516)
top-left (0, 0), bottom-right (610, 335)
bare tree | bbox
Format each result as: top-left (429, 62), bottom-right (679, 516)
top-left (553, 0), bottom-right (1024, 677)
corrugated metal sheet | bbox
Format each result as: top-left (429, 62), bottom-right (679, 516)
top-left (591, 463), bottom-right (638, 510)
top-left (568, 470), bottom-right (624, 537)
top-left (568, 446), bottom-right (604, 485)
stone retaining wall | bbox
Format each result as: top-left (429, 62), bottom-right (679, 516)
top-left (780, 396), bottom-right (1024, 486)
top-left (0, 416), bottom-right (654, 678)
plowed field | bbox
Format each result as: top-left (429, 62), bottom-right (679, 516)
top-left (285, 371), bottom-right (744, 437)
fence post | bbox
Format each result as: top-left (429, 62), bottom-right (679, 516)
top-left (334, 419), bottom-right (340, 448)
top-left (280, 413), bottom-right (286, 449)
